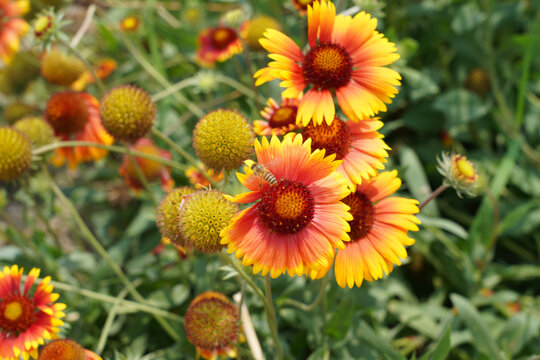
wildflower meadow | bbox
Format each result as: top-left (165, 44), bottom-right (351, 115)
top-left (0, 0), bottom-right (539, 359)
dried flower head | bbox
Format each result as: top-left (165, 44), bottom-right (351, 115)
top-left (99, 85), bottom-right (156, 143)
top-left (241, 16), bottom-right (281, 50)
top-left (193, 109), bottom-right (254, 171)
top-left (41, 49), bottom-right (85, 86)
top-left (157, 186), bottom-right (197, 246)
top-left (184, 291), bottom-right (239, 360)
top-left (14, 117), bottom-right (56, 148)
top-left (0, 127), bottom-right (32, 182)
top-left (437, 152), bottom-right (481, 197)
top-left (179, 189), bottom-right (238, 254)
top-left (38, 339), bottom-right (102, 360)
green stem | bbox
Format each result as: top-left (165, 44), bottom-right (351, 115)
top-left (280, 274), bottom-right (331, 312)
top-left (126, 145), bottom-right (159, 206)
top-left (217, 74), bottom-right (266, 104)
top-left (48, 279), bottom-right (182, 321)
top-left (59, 37), bottom-right (106, 96)
top-left (515, 37), bottom-right (534, 127)
top-left (33, 141), bottom-right (188, 172)
top-left (418, 184), bottom-right (447, 211)
top-left (151, 77), bottom-right (199, 102)
top-left (150, 128), bottom-right (219, 188)
top-left (45, 167), bottom-right (181, 341)
top-left (264, 276), bottom-right (283, 360)
top-left (95, 286), bottom-right (130, 354)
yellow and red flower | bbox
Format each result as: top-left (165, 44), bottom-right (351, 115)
top-left (119, 138), bottom-right (174, 192)
top-left (38, 339), bottom-right (101, 360)
top-left (0, 0), bottom-right (29, 65)
top-left (44, 91), bottom-right (113, 169)
top-left (221, 133), bottom-right (352, 278)
top-left (301, 117), bottom-right (389, 190)
top-left (254, 97), bottom-right (300, 136)
top-left (71, 59), bottom-right (117, 91)
top-left (308, 171), bottom-right (420, 288)
top-left (0, 265), bottom-right (66, 360)
top-left (185, 163), bottom-right (224, 189)
top-left (255, 1), bottom-right (400, 125)
top-left (120, 16), bottom-right (139, 32)
top-left (196, 26), bottom-right (242, 67)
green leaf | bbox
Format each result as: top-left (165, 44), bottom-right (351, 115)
top-left (450, 294), bottom-right (503, 359)
top-left (451, 3), bottom-right (485, 34)
top-left (401, 67), bottom-right (440, 101)
top-left (417, 215), bottom-right (468, 239)
top-left (356, 321), bottom-right (406, 360)
top-left (433, 89), bottom-right (491, 125)
top-left (498, 313), bottom-right (539, 356)
top-left (399, 146), bottom-right (439, 216)
top-left (430, 325), bottom-right (451, 360)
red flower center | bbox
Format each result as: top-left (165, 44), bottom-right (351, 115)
top-left (302, 117), bottom-right (351, 159)
top-left (211, 28), bottom-right (237, 50)
top-left (38, 339), bottom-right (85, 360)
top-left (0, 294), bottom-right (36, 334)
top-left (184, 297), bottom-right (238, 351)
top-left (302, 42), bottom-right (352, 90)
top-left (342, 192), bottom-right (374, 240)
top-left (269, 105), bottom-right (297, 128)
top-left (258, 179), bottom-right (314, 234)
top-left (45, 91), bottom-right (89, 136)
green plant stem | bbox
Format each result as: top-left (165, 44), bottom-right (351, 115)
top-left (264, 276), bottom-right (283, 360)
top-left (515, 38), bottom-right (533, 127)
top-left (280, 274), bottom-right (331, 311)
top-left (44, 167), bottom-right (181, 341)
top-left (125, 145), bottom-right (159, 206)
top-left (48, 279), bottom-right (182, 321)
top-left (151, 77), bottom-right (199, 102)
top-left (150, 127), bottom-right (219, 188)
top-left (33, 141), bottom-right (188, 172)
top-left (59, 37), bottom-right (105, 96)
top-left (217, 74), bottom-right (266, 104)
top-left (419, 184), bottom-right (447, 211)
top-left (95, 286), bottom-right (130, 354)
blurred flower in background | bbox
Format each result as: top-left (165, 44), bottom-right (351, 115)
top-left (38, 339), bottom-right (102, 360)
top-left (0, 127), bottom-right (32, 182)
top-left (185, 163), bottom-right (224, 189)
top-left (437, 152), bottom-right (481, 198)
top-left (0, 0), bottom-right (29, 65)
top-left (196, 26), bottom-right (242, 67)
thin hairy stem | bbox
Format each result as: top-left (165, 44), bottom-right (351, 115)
top-left (419, 184), bottom-right (447, 211)
top-left (126, 145), bottom-right (160, 206)
top-left (280, 274), bottom-right (331, 312)
top-left (265, 276), bottom-right (283, 360)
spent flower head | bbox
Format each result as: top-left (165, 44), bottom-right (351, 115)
top-left (157, 186), bottom-right (197, 246)
top-left (0, 127), bottom-right (32, 182)
top-left (437, 152), bottom-right (481, 198)
top-left (14, 116), bottom-right (56, 148)
top-left (38, 339), bottom-right (102, 360)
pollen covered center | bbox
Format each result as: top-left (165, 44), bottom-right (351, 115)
top-left (303, 43), bottom-right (353, 90)
top-left (269, 106), bottom-right (297, 128)
top-left (0, 295), bottom-right (35, 333)
top-left (38, 339), bottom-right (86, 360)
top-left (258, 179), bottom-right (314, 234)
top-left (342, 192), bottom-right (374, 240)
top-left (211, 28), bottom-right (237, 50)
top-left (302, 117), bottom-right (351, 159)
top-left (455, 157), bottom-right (476, 181)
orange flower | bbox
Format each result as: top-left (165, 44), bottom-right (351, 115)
top-left (184, 292), bottom-right (239, 360)
top-left (253, 97), bottom-right (300, 136)
top-left (221, 134), bottom-right (352, 278)
top-left (196, 26), bottom-right (242, 67)
top-left (290, 0), bottom-right (327, 13)
top-left (0, 265), bottom-right (66, 360)
top-left (308, 171), bottom-right (420, 288)
top-left (185, 163), bottom-right (224, 189)
top-left (71, 59), bottom-right (117, 91)
top-left (38, 339), bottom-right (101, 360)
top-left (44, 91), bottom-right (113, 169)
top-left (0, 0), bottom-right (29, 64)
top-left (120, 16), bottom-right (139, 32)
top-left (119, 138), bottom-right (174, 192)
top-left (255, 1), bottom-right (400, 125)
top-left (301, 117), bottom-right (389, 190)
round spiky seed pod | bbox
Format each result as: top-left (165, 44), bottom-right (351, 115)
top-left (41, 49), bottom-right (86, 87)
top-left (0, 127), bottom-right (32, 182)
top-left (14, 117), bottom-right (55, 148)
top-left (2, 102), bottom-right (36, 124)
top-left (242, 16), bottom-right (281, 51)
top-left (178, 189), bottom-right (238, 254)
top-left (99, 85), bottom-right (156, 143)
top-left (193, 109), bottom-right (254, 171)
top-left (157, 186), bottom-right (196, 245)
top-left (184, 292), bottom-right (238, 360)
top-left (38, 339), bottom-right (85, 360)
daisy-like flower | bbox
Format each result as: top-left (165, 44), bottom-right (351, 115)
top-left (290, 0), bottom-right (327, 14)
top-left (38, 339), bottom-right (101, 360)
top-left (301, 116), bottom-right (389, 190)
top-left (255, 1), bottom-right (401, 126)
top-left (185, 163), bottom-right (224, 189)
top-left (118, 138), bottom-right (174, 192)
top-left (0, 265), bottom-right (66, 360)
top-left (196, 26), bottom-right (242, 67)
top-left (0, 0), bottom-right (29, 65)
top-left (220, 133), bottom-right (352, 278)
top-left (308, 171), bottom-right (420, 288)
top-left (44, 91), bottom-right (113, 169)
top-left (253, 97), bottom-right (300, 136)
